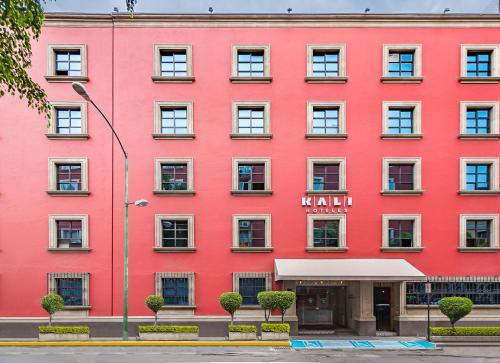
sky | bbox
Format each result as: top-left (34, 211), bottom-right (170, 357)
top-left (43, 0), bottom-right (500, 14)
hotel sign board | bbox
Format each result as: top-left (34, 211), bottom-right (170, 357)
top-left (301, 195), bottom-right (352, 214)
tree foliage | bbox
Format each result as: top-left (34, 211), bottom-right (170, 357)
top-left (257, 291), bottom-right (296, 323)
top-left (41, 293), bottom-right (64, 326)
top-left (145, 294), bottom-right (164, 326)
top-left (219, 292), bottom-right (242, 325)
top-left (439, 297), bottom-right (473, 328)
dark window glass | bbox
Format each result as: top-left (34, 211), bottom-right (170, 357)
top-left (162, 278), bottom-right (188, 305)
top-left (406, 281), bottom-right (500, 305)
top-left (388, 51), bottom-right (414, 77)
top-left (466, 220), bottom-right (491, 247)
top-left (466, 109), bottom-right (491, 134)
top-left (388, 164), bottom-right (414, 191)
top-left (237, 51), bottom-right (264, 77)
top-left (160, 50), bottom-right (187, 77)
top-left (161, 220), bottom-right (188, 247)
top-left (467, 51), bottom-right (491, 77)
top-left (466, 164), bottom-right (490, 191)
top-left (56, 164), bottom-right (82, 191)
top-left (387, 108), bottom-right (413, 134)
top-left (312, 50), bottom-right (339, 77)
top-left (56, 278), bottom-right (83, 305)
top-left (238, 220), bottom-right (266, 247)
top-left (161, 164), bottom-right (188, 190)
top-left (238, 164), bottom-right (265, 191)
top-left (312, 108), bottom-right (339, 134)
top-left (238, 108), bottom-right (264, 134)
top-left (313, 220), bottom-right (339, 247)
top-left (56, 108), bottom-right (82, 134)
top-left (55, 51), bottom-right (81, 76)
top-left (239, 277), bottom-right (266, 305)
top-left (161, 108), bottom-right (188, 134)
top-left (388, 220), bottom-right (414, 247)
top-left (56, 220), bottom-right (82, 248)
top-left (313, 164), bottom-right (339, 191)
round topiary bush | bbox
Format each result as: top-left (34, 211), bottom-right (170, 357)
top-left (257, 291), bottom-right (276, 322)
top-left (274, 291), bottom-right (296, 323)
top-left (41, 294), bottom-right (64, 326)
top-left (219, 292), bottom-right (242, 324)
top-left (439, 297), bottom-right (473, 328)
top-left (145, 295), bottom-right (164, 326)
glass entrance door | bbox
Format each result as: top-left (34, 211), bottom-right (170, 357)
top-left (296, 286), bottom-right (347, 329)
top-left (373, 287), bottom-right (392, 331)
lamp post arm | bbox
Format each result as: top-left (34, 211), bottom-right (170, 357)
top-left (89, 99), bottom-right (127, 158)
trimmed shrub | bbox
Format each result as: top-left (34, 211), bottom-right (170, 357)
top-left (274, 291), bottom-right (296, 323)
top-left (138, 325), bottom-right (199, 333)
top-left (439, 297), bottom-right (473, 328)
top-left (145, 295), bottom-right (164, 326)
top-left (40, 294), bottom-right (64, 326)
top-left (219, 292), bottom-right (242, 324)
top-left (431, 327), bottom-right (500, 336)
top-left (257, 291), bottom-right (275, 322)
top-left (228, 325), bottom-right (257, 333)
top-left (38, 326), bottom-right (90, 334)
top-left (261, 323), bottom-right (290, 333)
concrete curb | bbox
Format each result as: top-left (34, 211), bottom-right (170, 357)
top-left (0, 340), bottom-right (291, 347)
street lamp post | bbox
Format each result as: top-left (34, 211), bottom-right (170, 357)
top-left (425, 279), bottom-right (432, 341)
top-left (72, 82), bottom-right (149, 341)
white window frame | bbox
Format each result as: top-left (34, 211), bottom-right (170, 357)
top-left (232, 272), bottom-right (273, 307)
top-left (306, 157), bottom-right (347, 194)
top-left (47, 157), bottom-right (89, 196)
top-left (382, 101), bottom-right (422, 139)
top-left (231, 157), bottom-right (272, 194)
top-left (154, 214), bottom-right (195, 252)
top-left (381, 44), bottom-right (423, 83)
top-left (381, 214), bottom-right (422, 251)
top-left (48, 272), bottom-right (90, 310)
top-left (460, 44), bottom-right (500, 83)
top-left (46, 44), bottom-right (88, 82)
top-left (48, 214), bottom-right (89, 251)
top-left (459, 157), bottom-right (500, 195)
top-left (232, 214), bottom-right (272, 252)
top-left (47, 101), bottom-right (88, 139)
top-left (306, 214), bottom-right (347, 252)
top-left (230, 44), bottom-right (271, 83)
top-left (153, 101), bottom-right (194, 139)
top-left (155, 272), bottom-right (196, 307)
top-left (305, 44), bottom-right (347, 83)
top-left (153, 157), bottom-right (194, 195)
top-left (381, 157), bottom-right (422, 195)
top-left (459, 214), bottom-right (499, 251)
top-left (152, 44), bottom-right (194, 83)
top-left (306, 101), bottom-right (347, 139)
top-left (231, 101), bottom-right (272, 139)
top-left (459, 101), bottom-right (500, 139)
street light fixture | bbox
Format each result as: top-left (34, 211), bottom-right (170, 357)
top-left (72, 82), bottom-right (149, 341)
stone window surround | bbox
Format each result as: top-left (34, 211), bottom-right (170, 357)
top-left (305, 44), bottom-right (347, 83)
top-left (153, 101), bottom-right (195, 139)
top-left (231, 157), bottom-right (272, 195)
top-left (306, 214), bottom-right (347, 252)
top-left (381, 101), bottom-right (422, 139)
top-left (231, 101), bottom-right (272, 139)
top-left (48, 272), bottom-right (90, 310)
top-left (153, 157), bottom-right (194, 195)
top-left (459, 101), bottom-right (500, 139)
top-left (47, 157), bottom-right (89, 196)
top-left (152, 44), bottom-right (194, 83)
top-left (46, 44), bottom-right (88, 82)
top-left (381, 44), bottom-right (423, 83)
top-left (48, 214), bottom-right (89, 251)
top-left (459, 157), bottom-right (500, 195)
top-left (232, 272), bottom-right (273, 307)
top-left (381, 157), bottom-right (423, 195)
top-left (232, 214), bottom-right (272, 252)
top-left (459, 214), bottom-right (499, 252)
top-left (154, 214), bottom-right (195, 252)
top-left (155, 272), bottom-right (196, 307)
top-left (381, 214), bottom-right (423, 252)
top-left (47, 101), bottom-right (88, 140)
top-left (306, 157), bottom-right (347, 194)
top-left (230, 44), bottom-right (272, 83)
top-left (306, 101), bottom-right (347, 139)
top-left (460, 44), bottom-right (500, 83)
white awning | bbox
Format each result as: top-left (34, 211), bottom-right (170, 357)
top-left (274, 259), bottom-right (426, 281)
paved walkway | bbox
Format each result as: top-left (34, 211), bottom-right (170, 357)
top-left (291, 339), bottom-right (437, 350)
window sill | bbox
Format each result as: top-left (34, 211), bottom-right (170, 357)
top-left (154, 247), bottom-right (196, 253)
top-left (381, 247), bottom-right (423, 252)
top-left (161, 305), bottom-right (197, 310)
top-left (459, 77), bottom-right (500, 84)
top-left (457, 247), bottom-right (499, 252)
top-left (230, 190), bottom-right (273, 196)
top-left (380, 133), bottom-right (423, 139)
top-left (152, 133), bottom-right (195, 140)
top-left (62, 306), bottom-right (91, 311)
top-left (304, 76), bottom-right (348, 84)
top-left (305, 190), bottom-right (348, 195)
top-left (231, 247), bottom-right (273, 253)
top-left (305, 133), bottom-right (348, 140)
top-left (151, 76), bottom-right (195, 83)
top-left (48, 248), bottom-right (91, 253)
top-left (229, 76), bottom-right (272, 84)
top-left (45, 75), bottom-right (89, 83)
top-left (458, 190), bottom-right (500, 196)
top-left (380, 76), bottom-right (423, 84)
top-left (381, 190), bottom-right (423, 196)
top-left (458, 134), bottom-right (500, 140)
top-left (230, 133), bottom-right (273, 140)
top-left (306, 247), bottom-right (348, 252)
top-left (153, 190), bottom-right (196, 196)
top-left (237, 305), bottom-right (262, 310)
top-left (47, 191), bottom-right (90, 196)
top-left (46, 134), bottom-right (90, 140)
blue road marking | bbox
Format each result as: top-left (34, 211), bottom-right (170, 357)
top-left (291, 340), bottom-right (437, 350)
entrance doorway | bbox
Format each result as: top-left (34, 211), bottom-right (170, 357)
top-left (296, 286), bottom-right (347, 330)
top-left (373, 287), bottom-right (392, 331)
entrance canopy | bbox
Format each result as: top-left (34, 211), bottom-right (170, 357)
top-left (274, 259), bottom-right (426, 281)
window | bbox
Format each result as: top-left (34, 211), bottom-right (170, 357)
top-left (231, 101), bottom-right (271, 139)
top-left (48, 272), bottom-right (90, 309)
top-left (460, 45), bottom-right (500, 83)
top-left (232, 215), bottom-right (272, 251)
top-left (382, 158), bottom-right (422, 195)
top-left (46, 45), bottom-right (87, 81)
top-left (306, 44), bottom-right (347, 82)
top-left (388, 164), bottom-right (414, 190)
top-left (459, 214), bottom-right (499, 251)
top-left (155, 215), bottom-right (195, 251)
top-left (466, 109), bottom-right (490, 134)
top-left (307, 214), bottom-right (347, 251)
top-left (306, 101), bottom-right (347, 138)
top-left (459, 102), bottom-right (500, 139)
top-left (47, 102), bottom-right (88, 139)
top-left (154, 158), bottom-right (194, 195)
top-left (459, 158), bottom-right (499, 194)
top-left (382, 101), bottom-right (422, 138)
top-left (467, 51), bottom-right (492, 77)
top-left (153, 102), bottom-right (194, 139)
top-left (152, 45), bottom-right (193, 82)
top-left (307, 158), bottom-right (346, 193)
top-left (238, 108), bottom-right (264, 134)
top-left (232, 158), bottom-right (271, 194)
top-left (155, 272), bottom-right (195, 307)
top-left (233, 272), bottom-right (272, 306)
top-left (231, 45), bottom-right (271, 83)
top-left (382, 45), bottom-right (422, 82)
top-left (382, 214), bottom-right (422, 250)
top-left (48, 215), bottom-right (89, 250)
top-left (48, 158), bottom-right (89, 195)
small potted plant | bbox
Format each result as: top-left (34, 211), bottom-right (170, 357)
top-left (258, 291), bottom-right (295, 340)
top-left (261, 322), bottom-right (290, 341)
top-left (228, 324), bottom-right (257, 341)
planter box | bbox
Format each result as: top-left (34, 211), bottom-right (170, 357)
top-left (39, 333), bottom-right (90, 341)
top-left (138, 332), bottom-right (199, 341)
top-left (261, 332), bottom-right (289, 341)
top-left (228, 332), bottom-right (257, 341)
top-left (432, 336), bottom-right (500, 343)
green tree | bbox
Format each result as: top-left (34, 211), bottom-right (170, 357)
top-left (439, 297), bottom-right (473, 329)
top-left (274, 291), bottom-right (296, 323)
top-left (41, 293), bottom-right (64, 326)
top-left (257, 291), bottom-right (275, 322)
top-left (219, 292), bottom-right (242, 325)
top-left (145, 295), bottom-right (164, 326)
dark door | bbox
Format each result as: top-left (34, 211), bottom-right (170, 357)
top-left (296, 286), bottom-right (347, 329)
top-left (373, 287), bottom-right (391, 331)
